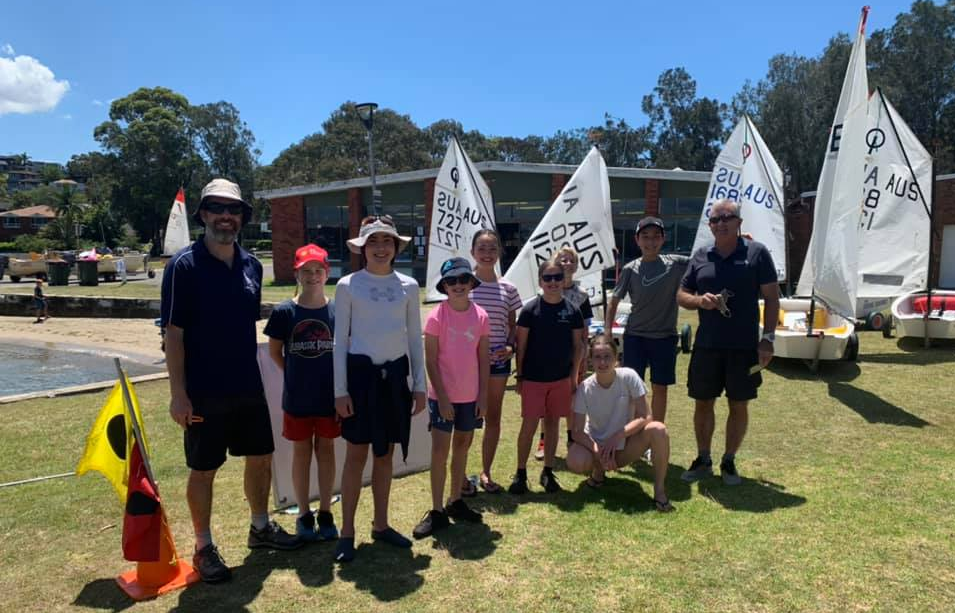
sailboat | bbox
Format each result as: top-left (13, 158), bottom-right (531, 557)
top-left (425, 136), bottom-right (496, 302)
top-left (769, 7), bottom-right (870, 368)
top-left (502, 146), bottom-right (615, 315)
top-left (162, 188), bottom-right (191, 258)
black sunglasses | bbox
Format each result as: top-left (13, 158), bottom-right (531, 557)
top-left (541, 273), bottom-right (565, 282)
top-left (204, 202), bottom-right (244, 216)
top-left (709, 213), bottom-right (739, 224)
top-left (443, 275), bottom-right (473, 287)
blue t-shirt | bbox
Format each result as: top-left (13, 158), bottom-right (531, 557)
top-left (160, 238), bottom-right (263, 398)
top-left (264, 299), bottom-right (336, 417)
top-left (681, 238), bottom-right (777, 350)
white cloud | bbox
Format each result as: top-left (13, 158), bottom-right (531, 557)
top-left (92, 99), bottom-right (103, 106)
top-left (61, 113), bottom-right (72, 119)
top-left (1, 44), bottom-right (13, 56)
top-left (0, 54), bottom-right (70, 115)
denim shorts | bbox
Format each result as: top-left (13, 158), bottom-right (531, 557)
top-left (427, 399), bottom-right (483, 433)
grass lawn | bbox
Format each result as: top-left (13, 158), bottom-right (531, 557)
top-left (1, 317), bottom-right (954, 611)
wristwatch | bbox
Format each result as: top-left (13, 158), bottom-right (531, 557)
top-left (761, 332), bottom-right (775, 343)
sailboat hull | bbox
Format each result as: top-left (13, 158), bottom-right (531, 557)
top-left (890, 290), bottom-right (955, 339)
top-left (761, 298), bottom-right (855, 361)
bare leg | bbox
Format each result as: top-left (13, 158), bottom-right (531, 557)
top-left (429, 430), bottom-right (452, 510)
top-left (693, 398), bottom-right (717, 453)
top-left (448, 431), bottom-right (473, 505)
top-left (187, 469), bottom-right (216, 544)
top-left (650, 383), bottom-right (669, 423)
top-left (291, 439), bottom-right (314, 515)
top-left (516, 418), bottom-right (538, 470)
top-left (340, 442), bottom-right (369, 538)
top-left (371, 445), bottom-right (394, 532)
top-left (619, 422), bottom-right (671, 500)
top-left (565, 442), bottom-right (594, 475)
top-left (542, 416), bottom-right (560, 467)
top-left (315, 437), bottom-right (336, 512)
top-left (480, 377), bottom-right (507, 486)
top-left (244, 454), bottom-right (272, 516)
top-left (725, 400), bottom-right (749, 455)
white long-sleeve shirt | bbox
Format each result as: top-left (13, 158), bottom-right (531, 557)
top-left (333, 269), bottom-right (426, 397)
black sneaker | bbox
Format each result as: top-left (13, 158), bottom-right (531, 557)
top-left (193, 543), bottom-right (231, 584)
top-left (371, 526), bottom-right (412, 548)
top-left (412, 509), bottom-right (450, 539)
top-left (334, 537), bottom-right (355, 563)
top-left (680, 457), bottom-right (714, 483)
top-left (316, 509), bottom-right (339, 541)
top-left (445, 498), bottom-right (483, 523)
top-left (248, 520), bottom-right (303, 550)
top-left (539, 470), bottom-right (562, 493)
top-left (720, 459), bottom-right (742, 486)
top-left (508, 472), bottom-right (529, 494)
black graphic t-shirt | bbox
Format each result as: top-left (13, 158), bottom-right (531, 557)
top-left (517, 296), bottom-right (584, 382)
top-left (264, 299), bottom-right (335, 417)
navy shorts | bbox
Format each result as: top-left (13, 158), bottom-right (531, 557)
top-left (184, 393), bottom-right (275, 471)
top-left (623, 334), bottom-right (678, 386)
top-left (687, 347), bottom-right (761, 401)
top-left (490, 358), bottom-right (511, 377)
top-left (428, 399), bottom-right (483, 433)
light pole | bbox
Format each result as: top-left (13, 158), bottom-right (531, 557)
top-left (355, 102), bottom-right (381, 216)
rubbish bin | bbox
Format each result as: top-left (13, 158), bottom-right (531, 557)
top-left (46, 260), bottom-right (71, 286)
top-left (77, 260), bottom-right (99, 286)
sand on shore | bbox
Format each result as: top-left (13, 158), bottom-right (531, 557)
top-left (0, 315), bottom-right (270, 362)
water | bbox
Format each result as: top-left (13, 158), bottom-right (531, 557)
top-left (0, 342), bottom-right (164, 397)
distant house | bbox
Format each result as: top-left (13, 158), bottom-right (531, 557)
top-left (0, 205), bottom-right (56, 241)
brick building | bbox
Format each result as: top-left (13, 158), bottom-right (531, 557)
top-left (255, 162), bottom-right (710, 284)
top-left (0, 205), bottom-right (55, 241)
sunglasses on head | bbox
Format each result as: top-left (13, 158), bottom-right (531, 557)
top-left (709, 213), bottom-right (739, 224)
top-left (204, 202), bottom-right (244, 216)
top-left (443, 275), bottom-right (473, 287)
top-left (541, 272), bottom-right (565, 283)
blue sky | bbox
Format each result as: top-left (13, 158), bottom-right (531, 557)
top-left (1, 0), bottom-right (918, 166)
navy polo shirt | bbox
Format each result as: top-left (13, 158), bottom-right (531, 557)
top-left (160, 237), bottom-right (264, 398)
top-left (681, 238), bottom-right (777, 350)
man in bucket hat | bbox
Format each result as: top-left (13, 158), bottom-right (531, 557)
top-left (161, 178), bottom-right (301, 584)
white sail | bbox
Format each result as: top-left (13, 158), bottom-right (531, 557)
top-left (425, 137), bottom-right (497, 302)
top-left (857, 88), bottom-right (933, 297)
top-left (503, 147), bottom-right (614, 304)
top-left (796, 8), bottom-right (870, 319)
top-left (691, 115), bottom-right (786, 281)
top-left (163, 188), bottom-right (191, 256)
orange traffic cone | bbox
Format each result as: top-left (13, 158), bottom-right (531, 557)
top-left (115, 511), bottom-right (199, 600)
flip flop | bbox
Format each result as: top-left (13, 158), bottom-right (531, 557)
top-left (653, 498), bottom-right (675, 513)
top-left (479, 476), bottom-right (502, 494)
top-left (585, 476), bottom-right (605, 489)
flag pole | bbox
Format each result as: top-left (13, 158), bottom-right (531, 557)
top-left (113, 357), bottom-right (156, 489)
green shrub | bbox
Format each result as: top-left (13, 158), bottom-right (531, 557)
top-left (13, 234), bottom-right (55, 253)
top-left (255, 239), bottom-right (272, 251)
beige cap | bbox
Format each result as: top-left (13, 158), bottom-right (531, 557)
top-left (194, 178), bottom-right (252, 225)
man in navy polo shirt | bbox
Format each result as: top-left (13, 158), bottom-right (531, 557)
top-left (161, 178), bottom-right (300, 584)
top-left (676, 199), bottom-right (779, 486)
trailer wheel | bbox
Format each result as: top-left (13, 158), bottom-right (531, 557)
top-left (843, 332), bottom-right (860, 361)
top-left (882, 319), bottom-right (894, 339)
top-left (680, 324), bottom-right (692, 354)
top-left (864, 311), bottom-right (885, 331)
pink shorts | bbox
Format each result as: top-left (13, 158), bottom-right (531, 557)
top-left (520, 378), bottom-right (573, 419)
top-left (282, 414), bottom-right (341, 441)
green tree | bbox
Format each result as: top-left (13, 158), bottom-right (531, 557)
top-left (94, 87), bottom-right (203, 252)
top-left (49, 185), bottom-right (85, 249)
top-left (642, 68), bottom-right (726, 171)
top-left (869, 0), bottom-right (955, 171)
top-left (40, 164), bottom-right (64, 184)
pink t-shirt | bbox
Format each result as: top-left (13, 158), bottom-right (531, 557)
top-left (424, 301), bottom-right (490, 403)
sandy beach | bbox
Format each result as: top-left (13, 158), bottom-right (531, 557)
top-left (0, 315), bottom-right (270, 363)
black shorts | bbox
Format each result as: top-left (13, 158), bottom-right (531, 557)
top-left (687, 347), bottom-right (761, 401)
top-left (184, 392), bottom-right (275, 471)
top-left (342, 354), bottom-right (413, 459)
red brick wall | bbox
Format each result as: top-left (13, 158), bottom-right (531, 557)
top-left (0, 223), bottom-right (46, 242)
top-left (645, 179), bottom-right (660, 216)
top-left (930, 177), bottom-right (955, 286)
top-left (269, 196), bottom-right (304, 284)
top-left (550, 173), bottom-right (568, 200)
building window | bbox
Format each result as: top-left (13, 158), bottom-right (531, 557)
top-left (305, 201), bottom-right (348, 262)
top-left (659, 197), bottom-right (705, 254)
top-left (32, 218), bottom-right (49, 229)
top-left (2, 217), bottom-right (20, 229)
